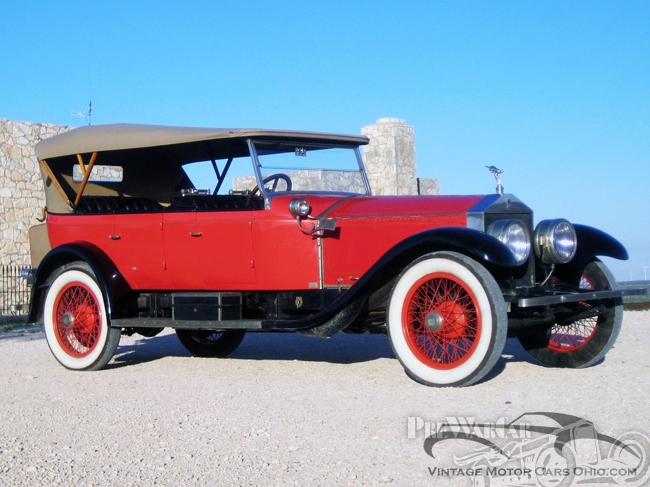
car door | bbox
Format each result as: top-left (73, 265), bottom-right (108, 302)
top-left (162, 210), bottom-right (204, 290)
top-left (113, 212), bottom-right (168, 289)
top-left (162, 208), bottom-right (257, 290)
top-left (196, 210), bottom-right (257, 287)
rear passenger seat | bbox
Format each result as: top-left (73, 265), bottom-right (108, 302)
top-left (74, 196), bottom-right (163, 214)
top-left (74, 196), bottom-right (122, 214)
top-left (169, 195), bottom-right (263, 211)
top-left (119, 198), bottom-right (164, 212)
top-left (73, 195), bottom-right (262, 214)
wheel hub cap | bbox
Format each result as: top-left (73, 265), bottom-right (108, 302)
top-left (61, 312), bottom-right (75, 329)
top-left (425, 312), bottom-right (444, 332)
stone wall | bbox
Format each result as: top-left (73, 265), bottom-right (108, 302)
top-left (418, 178), bottom-right (440, 196)
top-left (362, 118), bottom-right (417, 195)
top-left (361, 118), bottom-right (438, 196)
top-left (233, 169), bottom-right (368, 194)
top-left (0, 119), bottom-right (72, 267)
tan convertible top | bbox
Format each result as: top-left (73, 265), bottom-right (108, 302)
top-left (35, 123), bottom-right (369, 160)
top-left (34, 123), bottom-right (369, 215)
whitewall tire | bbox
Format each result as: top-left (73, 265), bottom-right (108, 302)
top-left (387, 252), bottom-right (507, 387)
top-left (43, 263), bottom-right (120, 370)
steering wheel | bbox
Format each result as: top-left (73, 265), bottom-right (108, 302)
top-left (245, 173), bottom-right (292, 207)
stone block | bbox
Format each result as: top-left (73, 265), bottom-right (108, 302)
top-left (362, 118), bottom-right (418, 195)
top-left (418, 178), bottom-right (440, 196)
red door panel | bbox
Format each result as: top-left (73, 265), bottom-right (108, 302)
top-left (162, 211), bottom-right (257, 290)
top-left (113, 213), bottom-right (167, 289)
top-left (162, 211), bottom-right (204, 290)
top-left (251, 219), bottom-right (319, 290)
top-left (195, 212), bottom-right (257, 286)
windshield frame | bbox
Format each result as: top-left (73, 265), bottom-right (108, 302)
top-left (246, 139), bottom-right (371, 206)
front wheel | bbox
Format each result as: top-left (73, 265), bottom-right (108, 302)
top-left (387, 252), bottom-right (507, 387)
top-left (535, 444), bottom-right (576, 487)
top-left (518, 259), bottom-right (623, 368)
top-left (176, 329), bottom-right (245, 357)
top-left (43, 263), bottom-right (120, 370)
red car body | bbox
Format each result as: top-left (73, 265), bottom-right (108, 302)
top-left (45, 194), bottom-right (481, 291)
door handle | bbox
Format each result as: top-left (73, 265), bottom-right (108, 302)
top-left (109, 235), bottom-right (121, 240)
top-left (190, 232), bottom-right (202, 237)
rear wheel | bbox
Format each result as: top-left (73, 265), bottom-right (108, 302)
top-left (176, 329), bottom-right (245, 357)
top-left (387, 252), bottom-right (507, 387)
top-left (43, 263), bottom-right (120, 370)
top-left (519, 259), bottom-right (622, 368)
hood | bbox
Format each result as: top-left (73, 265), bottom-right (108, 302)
top-left (321, 195), bottom-right (487, 219)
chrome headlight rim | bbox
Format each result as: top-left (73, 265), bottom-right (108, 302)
top-left (534, 218), bottom-right (577, 264)
top-left (487, 219), bottom-right (531, 265)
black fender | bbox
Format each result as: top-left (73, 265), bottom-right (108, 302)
top-left (263, 227), bottom-right (516, 330)
top-left (351, 227), bottom-right (516, 299)
top-left (26, 242), bottom-right (131, 325)
top-left (555, 224), bottom-right (628, 285)
top-left (385, 226), bottom-right (517, 267)
top-left (574, 224), bottom-right (628, 261)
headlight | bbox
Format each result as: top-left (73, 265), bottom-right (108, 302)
top-left (487, 219), bottom-right (531, 265)
top-left (534, 219), bottom-right (577, 264)
top-left (288, 198), bottom-right (310, 218)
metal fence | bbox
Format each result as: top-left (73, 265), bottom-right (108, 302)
top-left (0, 266), bottom-right (32, 316)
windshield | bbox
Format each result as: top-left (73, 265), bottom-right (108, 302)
top-left (251, 141), bottom-right (369, 196)
top-left (181, 139), bottom-right (370, 198)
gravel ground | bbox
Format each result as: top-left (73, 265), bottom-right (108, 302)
top-left (1, 311), bottom-right (649, 487)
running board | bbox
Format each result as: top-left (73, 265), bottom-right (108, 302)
top-left (111, 318), bottom-right (262, 330)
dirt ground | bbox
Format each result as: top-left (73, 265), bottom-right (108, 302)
top-left (1, 311), bottom-right (649, 486)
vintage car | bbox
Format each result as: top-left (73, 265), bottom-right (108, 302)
top-left (24, 123), bottom-right (645, 386)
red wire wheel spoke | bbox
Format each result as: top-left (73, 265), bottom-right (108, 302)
top-left (547, 274), bottom-right (597, 352)
top-left (53, 282), bottom-right (102, 358)
top-left (547, 316), bottom-right (598, 351)
top-left (402, 273), bottom-right (481, 369)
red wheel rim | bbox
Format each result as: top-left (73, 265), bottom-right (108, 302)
top-left (53, 282), bottom-right (102, 357)
top-left (402, 273), bottom-right (481, 369)
top-left (547, 274), bottom-right (597, 352)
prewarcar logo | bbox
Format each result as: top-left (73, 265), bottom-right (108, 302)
top-left (408, 412), bottom-right (650, 487)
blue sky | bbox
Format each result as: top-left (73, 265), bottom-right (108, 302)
top-left (3, 1), bottom-right (649, 280)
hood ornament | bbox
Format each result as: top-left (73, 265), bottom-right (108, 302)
top-left (486, 166), bottom-right (504, 195)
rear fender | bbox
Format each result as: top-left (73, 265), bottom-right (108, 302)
top-left (26, 243), bottom-right (130, 325)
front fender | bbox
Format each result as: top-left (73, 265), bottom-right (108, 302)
top-left (390, 227), bottom-right (518, 268)
top-left (555, 224), bottom-right (628, 286)
top-left (26, 242), bottom-right (130, 325)
top-left (574, 224), bottom-right (628, 261)
top-left (352, 226), bottom-right (516, 297)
